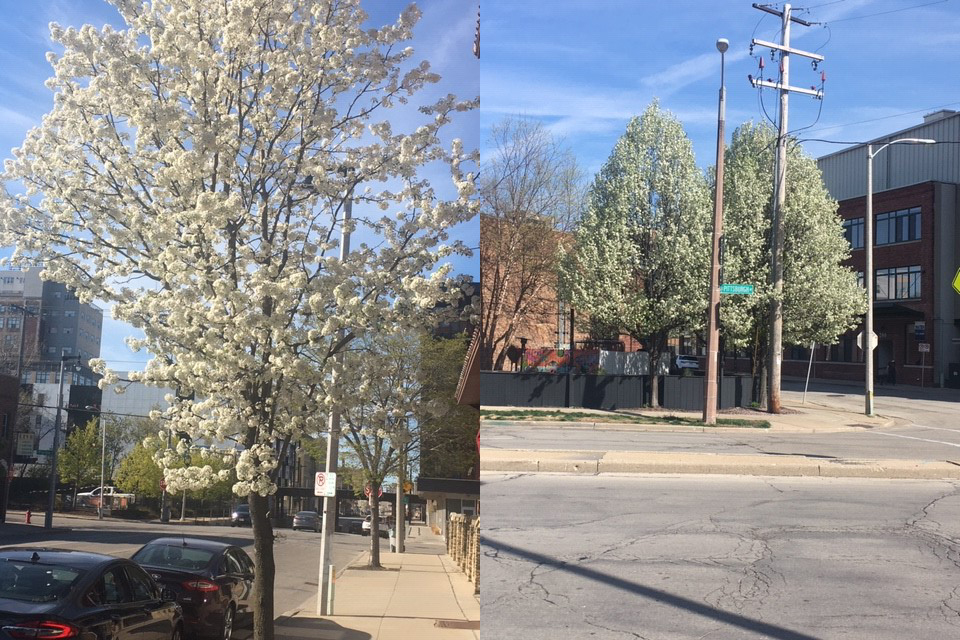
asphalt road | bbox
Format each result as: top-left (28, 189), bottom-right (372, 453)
top-left (482, 472), bottom-right (960, 640)
top-left (482, 381), bottom-right (960, 462)
top-left (0, 515), bottom-right (372, 624)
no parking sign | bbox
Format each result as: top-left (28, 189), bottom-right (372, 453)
top-left (314, 472), bottom-right (337, 497)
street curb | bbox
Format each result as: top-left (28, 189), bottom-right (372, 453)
top-left (480, 450), bottom-right (960, 480)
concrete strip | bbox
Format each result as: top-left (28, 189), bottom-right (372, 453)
top-left (481, 449), bottom-right (960, 480)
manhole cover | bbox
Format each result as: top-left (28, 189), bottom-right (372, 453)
top-left (436, 620), bottom-right (480, 629)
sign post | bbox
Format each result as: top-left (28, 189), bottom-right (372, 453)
top-left (919, 342), bottom-right (930, 388)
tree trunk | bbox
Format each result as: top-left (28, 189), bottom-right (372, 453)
top-left (648, 332), bottom-right (668, 408)
top-left (368, 489), bottom-right (382, 569)
top-left (249, 493), bottom-right (276, 640)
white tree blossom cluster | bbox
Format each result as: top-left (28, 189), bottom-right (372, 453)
top-left (0, 0), bottom-right (477, 497)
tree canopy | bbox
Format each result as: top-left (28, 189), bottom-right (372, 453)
top-left (560, 101), bottom-right (711, 404)
top-left (0, 1), bottom-right (476, 637)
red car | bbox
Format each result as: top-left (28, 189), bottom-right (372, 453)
top-left (131, 538), bottom-right (253, 640)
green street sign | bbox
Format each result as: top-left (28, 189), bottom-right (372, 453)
top-left (953, 267), bottom-right (960, 295)
top-left (720, 284), bottom-right (754, 295)
top-left (36, 449), bottom-right (53, 456)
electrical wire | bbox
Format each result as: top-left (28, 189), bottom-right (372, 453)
top-left (802, 101), bottom-right (960, 135)
top-left (821, 0), bottom-right (949, 23)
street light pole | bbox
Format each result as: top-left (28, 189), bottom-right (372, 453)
top-left (45, 354), bottom-right (80, 529)
top-left (863, 138), bottom-right (934, 416)
top-left (98, 417), bottom-right (105, 520)
top-left (317, 172), bottom-right (355, 616)
top-left (703, 37), bottom-right (728, 425)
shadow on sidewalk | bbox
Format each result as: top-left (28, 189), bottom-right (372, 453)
top-left (272, 616), bottom-right (372, 640)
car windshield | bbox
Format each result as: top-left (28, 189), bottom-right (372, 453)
top-left (235, 505), bottom-right (249, 512)
top-left (0, 561), bottom-right (85, 603)
top-left (132, 545), bottom-right (216, 572)
top-left (296, 512), bottom-right (315, 517)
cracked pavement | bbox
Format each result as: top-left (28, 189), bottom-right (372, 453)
top-left (481, 472), bottom-right (960, 640)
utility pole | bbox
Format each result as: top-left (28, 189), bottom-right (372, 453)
top-left (749, 3), bottom-right (823, 413)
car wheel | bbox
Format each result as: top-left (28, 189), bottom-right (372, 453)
top-left (220, 605), bottom-right (235, 640)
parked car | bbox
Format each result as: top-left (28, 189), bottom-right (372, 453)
top-left (672, 355), bottom-right (700, 373)
top-left (230, 504), bottom-right (251, 527)
top-left (292, 511), bottom-right (320, 532)
top-left (131, 538), bottom-right (254, 640)
top-left (361, 515), bottom-right (390, 538)
top-left (0, 546), bottom-right (183, 640)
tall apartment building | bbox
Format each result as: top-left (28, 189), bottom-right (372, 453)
top-left (0, 267), bottom-right (103, 383)
top-left (812, 110), bottom-right (960, 388)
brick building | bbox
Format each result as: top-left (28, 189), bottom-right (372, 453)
top-left (808, 110), bottom-right (960, 387)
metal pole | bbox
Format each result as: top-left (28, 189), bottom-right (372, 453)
top-left (803, 342), bottom-right (815, 404)
top-left (703, 38), bottom-right (727, 425)
top-left (396, 447), bottom-right (405, 554)
top-left (45, 356), bottom-right (77, 529)
top-left (865, 144), bottom-right (875, 416)
top-left (318, 177), bottom-right (353, 616)
top-left (98, 419), bottom-right (105, 519)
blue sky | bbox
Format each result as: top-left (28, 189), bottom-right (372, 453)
top-left (0, 0), bottom-right (479, 369)
top-left (482, 0), bottom-right (960, 176)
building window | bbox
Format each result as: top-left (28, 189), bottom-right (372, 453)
top-left (843, 217), bottom-right (864, 250)
top-left (876, 265), bottom-right (921, 300)
top-left (876, 207), bottom-right (920, 245)
top-left (7, 317), bottom-right (19, 330)
top-left (35, 371), bottom-right (48, 383)
top-left (2, 277), bottom-right (13, 284)
top-left (64, 310), bottom-right (76, 317)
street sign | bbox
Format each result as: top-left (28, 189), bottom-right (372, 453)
top-left (953, 267), bottom-right (960, 295)
top-left (856, 330), bottom-right (878, 351)
top-left (36, 449), bottom-right (53, 457)
top-left (16, 433), bottom-right (33, 457)
top-left (914, 321), bottom-right (925, 341)
top-left (402, 481), bottom-right (413, 493)
top-left (364, 484), bottom-right (383, 499)
top-left (719, 284), bottom-right (754, 295)
top-left (314, 472), bottom-right (337, 497)
top-left (919, 342), bottom-right (930, 353)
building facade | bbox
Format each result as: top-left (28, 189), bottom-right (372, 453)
top-left (814, 110), bottom-right (960, 388)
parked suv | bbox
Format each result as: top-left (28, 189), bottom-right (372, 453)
top-left (231, 504), bottom-right (251, 526)
top-left (672, 355), bottom-right (700, 374)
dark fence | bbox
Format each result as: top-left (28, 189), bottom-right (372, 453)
top-left (482, 372), bottom-right (754, 411)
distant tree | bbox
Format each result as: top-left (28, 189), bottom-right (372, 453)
top-left (560, 102), bottom-right (712, 406)
top-left (480, 118), bottom-right (585, 370)
top-left (59, 419), bottom-right (101, 506)
top-left (719, 122), bottom-right (866, 402)
top-left (115, 440), bottom-right (165, 500)
top-left (416, 333), bottom-right (477, 479)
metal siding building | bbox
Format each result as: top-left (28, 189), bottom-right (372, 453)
top-left (816, 110), bottom-right (960, 388)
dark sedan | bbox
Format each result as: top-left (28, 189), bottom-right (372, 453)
top-left (230, 505), bottom-right (250, 527)
top-left (131, 538), bottom-right (253, 640)
top-left (0, 547), bottom-right (182, 640)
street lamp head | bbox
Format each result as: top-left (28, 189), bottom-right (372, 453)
top-left (896, 138), bottom-right (936, 144)
top-left (716, 38), bottom-right (729, 53)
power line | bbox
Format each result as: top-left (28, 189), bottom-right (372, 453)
top-left (816, 0), bottom-right (949, 23)
top-left (800, 101), bottom-right (960, 135)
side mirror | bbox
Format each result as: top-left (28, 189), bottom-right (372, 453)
top-left (160, 588), bottom-right (178, 603)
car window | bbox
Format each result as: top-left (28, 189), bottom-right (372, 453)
top-left (85, 567), bottom-right (131, 606)
top-left (222, 551), bottom-right (243, 575)
top-left (235, 549), bottom-right (254, 574)
top-left (132, 544), bottom-right (215, 571)
top-left (123, 565), bottom-right (157, 602)
top-left (0, 562), bottom-right (84, 603)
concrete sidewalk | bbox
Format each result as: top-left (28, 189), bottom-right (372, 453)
top-left (271, 525), bottom-right (479, 640)
top-left (480, 399), bottom-right (960, 480)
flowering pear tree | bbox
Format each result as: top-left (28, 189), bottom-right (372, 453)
top-left (720, 122), bottom-right (865, 402)
top-left (559, 102), bottom-right (711, 406)
top-left (0, 1), bottom-right (476, 638)
top-left (336, 330), bottom-right (425, 569)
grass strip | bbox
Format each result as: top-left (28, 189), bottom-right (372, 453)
top-left (481, 408), bottom-right (770, 429)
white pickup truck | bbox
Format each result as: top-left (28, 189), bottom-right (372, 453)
top-left (77, 486), bottom-right (136, 509)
